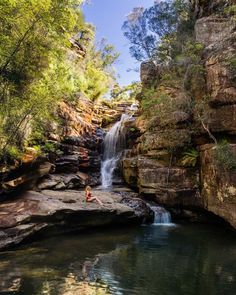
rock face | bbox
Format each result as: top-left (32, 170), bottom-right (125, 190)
top-left (0, 94), bottom-right (135, 196)
top-left (140, 61), bottom-right (159, 86)
top-left (195, 17), bottom-right (235, 47)
top-left (0, 189), bottom-right (153, 250)
top-left (0, 160), bottom-right (54, 200)
top-left (37, 97), bottom-right (135, 190)
top-left (200, 144), bottom-right (236, 228)
top-left (122, 8), bottom-right (236, 228)
top-left (196, 16), bottom-right (236, 108)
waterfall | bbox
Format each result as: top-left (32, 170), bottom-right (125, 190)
top-left (101, 105), bottom-right (136, 188)
top-left (150, 206), bottom-right (173, 225)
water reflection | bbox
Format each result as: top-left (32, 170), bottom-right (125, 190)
top-left (0, 225), bottom-right (236, 295)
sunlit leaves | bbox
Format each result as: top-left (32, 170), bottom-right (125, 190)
top-left (0, 0), bottom-right (119, 158)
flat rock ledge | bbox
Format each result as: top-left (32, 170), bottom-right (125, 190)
top-left (0, 189), bottom-right (153, 251)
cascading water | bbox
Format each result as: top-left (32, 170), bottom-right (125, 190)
top-left (150, 206), bottom-right (173, 225)
top-left (101, 105), bottom-right (136, 188)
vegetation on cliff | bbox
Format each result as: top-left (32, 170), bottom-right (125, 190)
top-left (121, 0), bottom-right (236, 228)
top-left (123, 0), bottom-right (235, 153)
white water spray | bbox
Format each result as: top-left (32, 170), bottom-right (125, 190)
top-left (101, 104), bottom-right (136, 188)
top-left (151, 206), bottom-right (173, 225)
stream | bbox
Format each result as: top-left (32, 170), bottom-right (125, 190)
top-left (1, 223), bottom-right (236, 295)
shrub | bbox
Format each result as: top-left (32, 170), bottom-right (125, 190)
top-left (1, 146), bottom-right (23, 164)
top-left (215, 140), bottom-right (236, 171)
top-left (228, 56), bottom-right (236, 75)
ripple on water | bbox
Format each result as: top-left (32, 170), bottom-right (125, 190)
top-left (0, 225), bottom-right (236, 295)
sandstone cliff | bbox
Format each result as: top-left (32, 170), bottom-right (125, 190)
top-left (122, 4), bottom-right (236, 228)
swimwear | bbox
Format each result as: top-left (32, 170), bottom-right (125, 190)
top-left (86, 192), bottom-right (93, 202)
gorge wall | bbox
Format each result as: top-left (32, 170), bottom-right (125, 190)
top-left (122, 4), bottom-right (236, 228)
top-left (0, 94), bottom-right (132, 197)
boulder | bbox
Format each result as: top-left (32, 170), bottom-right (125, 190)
top-left (122, 155), bottom-right (201, 209)
top-left (37, 172), bottom-right (99, 190)
top-left (120, 197), bottom-right (154, 223)
top-left (138, 164), bottom-right (198, 195)
top-left (55, 155), bottom-right (80, 173)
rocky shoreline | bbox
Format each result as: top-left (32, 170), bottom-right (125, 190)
top-left (0, 189), bottom-right (154, 251)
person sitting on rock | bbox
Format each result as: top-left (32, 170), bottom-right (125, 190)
top-left (85, 186), bottom-right (104, 206)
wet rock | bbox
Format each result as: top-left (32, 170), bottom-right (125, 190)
top-left (122, 157), bottom-right (138, 188)
top-left (120, 196), bottom-right (154, 223)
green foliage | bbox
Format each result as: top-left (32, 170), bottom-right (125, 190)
top-left (1, 146), bottom-right (23, 163)
top-left (100, 99), bottom-right (113, 109)
top-left (141, 84), bottom-right (192, 123)
top-left (228, 56), bottom-right (236, 75)
top-left (142, 88), bottom-right (169, 118)
top-left (215, 140), bottom-right (236, 171)
top-left (184, 63), bottom-right (206, 93)
top-left (31, 145), bottom-right (42, 155)
top-left (0, 0), bottom-right (119, 162)
top-left (176, 41), bottom-right (204, 65)
top-left (129, 127), bottom-right (136, 132)
top-left (110, 82), bottom-right (141, 101)
top-left (76, 39), bottom-right (119, 101)
top-left (181, 149), bottom-right (199, 167)
top-left (43, 141), bottom-right (62, 156)
top-left (122, 0), bottom-right (194, 62)
top-left (224, 4), bottom-right (236, 20)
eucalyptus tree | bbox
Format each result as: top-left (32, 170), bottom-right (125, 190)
top-left (122, 0), bottom-right (193, 63)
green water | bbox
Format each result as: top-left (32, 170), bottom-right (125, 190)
top-left (0, 224), bottom-right (236, 295)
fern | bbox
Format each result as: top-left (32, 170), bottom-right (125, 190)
top-left (181, 149), bottom-right (199, 167)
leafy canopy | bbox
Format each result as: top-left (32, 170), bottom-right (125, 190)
top-left (0, 0), bottom-right (119, 162)
top-left (122, 0), bottom-right (193, 62)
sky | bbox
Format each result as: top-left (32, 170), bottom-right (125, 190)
top-left (83, 0), bottom-right (155, 86)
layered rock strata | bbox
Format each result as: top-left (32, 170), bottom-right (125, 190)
top-left (0, 189), bottom-right (153, 250)
top-left (122, 9), bottom-right (236, 228)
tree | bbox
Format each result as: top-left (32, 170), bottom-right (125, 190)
top-left (122, 0), bottom-right (192, 62)
top-left (0, 0), bottom-right (119, 161)
top-left (122, 7), bottom-right (156, 61)
top-left (110, 82), bottom-right (141, 101)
